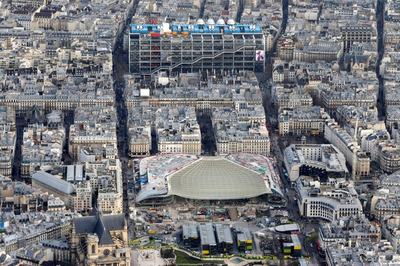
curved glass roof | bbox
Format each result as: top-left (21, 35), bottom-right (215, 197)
top-left (168, 157), bottom-right (270, 200)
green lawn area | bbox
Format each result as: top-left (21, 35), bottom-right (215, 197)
top-left (174, 250), bottom-right (225, 266)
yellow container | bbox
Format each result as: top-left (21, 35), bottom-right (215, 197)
top-left (294, 245), bottom-right (301, 250)
top-left (147, 229), bottom-right (157, 235)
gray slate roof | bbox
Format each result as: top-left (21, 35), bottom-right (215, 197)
top-left (32, 171), bottom-right (75, 195)
top-left (73, 214), bottom-right (125, 245)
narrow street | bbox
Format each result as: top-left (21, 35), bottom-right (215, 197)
top-left (236, 0), bottom-right (244, 23)
top-left (258, 0), bottom-right (289, 126)
top-left (199, 0), bottom-right (206, 18)
top-left (112, 0), bottom-right (140, 221)
top-left (12, 116), bottom-right (26, 182)
top-left (259, 0), bottom-right (323, 263)
top-left (271, 0), bottom-right (289, 55)
top-left (376, 0), bottom-right (385, 119)
top-left (257, 0), bottom-right (291, 219)
top-left (62, 110), bottom-right (74, 165)
top-left (196, 110), bottom-right (216, 156)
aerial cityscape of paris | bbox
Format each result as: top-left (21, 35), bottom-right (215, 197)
top-left (0, 0), bottom-right (399, 265)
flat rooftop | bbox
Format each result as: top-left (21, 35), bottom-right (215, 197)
top-left (130, 22), bottom-right (262, 35)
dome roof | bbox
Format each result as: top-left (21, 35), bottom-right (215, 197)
top-left (197, 18), bottom-right (205, 25)
top-left (207, 18), bottom-right (215, 25)
top-left (216, 18), bottom-right (225, 25)
top-left (332, 62), bottom-right (340, 72)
